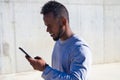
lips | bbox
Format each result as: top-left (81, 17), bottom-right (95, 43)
top-left (50, 33), bottom-right (55, 37)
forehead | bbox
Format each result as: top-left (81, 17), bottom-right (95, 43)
top-left (43, 12), bottom-right (59, 26)
top-left (43, 13), bottom-right (55, 21)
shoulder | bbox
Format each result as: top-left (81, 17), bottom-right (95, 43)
top-left (70, 35), bottom-right (91, 57)
top-left (70, 35), bottom-right (89, 49)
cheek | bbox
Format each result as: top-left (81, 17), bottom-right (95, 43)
top-left (53, 28), bottom-right (58, 35)
top-left (51, 26), bottom-right (59, 33)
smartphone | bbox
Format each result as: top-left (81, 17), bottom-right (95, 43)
top-left (19, 47), bottom-right (32, 58)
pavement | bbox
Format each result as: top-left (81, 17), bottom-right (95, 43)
top-left (0, 62), bottom-right (120, 80)
top-left (89, 62), bottom-right (120, 80)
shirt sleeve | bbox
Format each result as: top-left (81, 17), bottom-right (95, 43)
top-left (42, 45), bottom-right (92, 80)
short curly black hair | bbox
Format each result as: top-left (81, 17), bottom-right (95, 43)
top-left (41, 1), bottom-right (69, 23)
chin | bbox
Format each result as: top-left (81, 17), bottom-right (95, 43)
top-left (53, 37), bottom-right (59, 41)
top-left (53, 38), bottom-right (59, 41)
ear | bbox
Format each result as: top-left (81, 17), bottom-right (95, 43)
top-left (61, 17), bottom-right (67, 26)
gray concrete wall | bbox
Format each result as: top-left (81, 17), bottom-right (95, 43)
top-left (0, 0), bottom-right (120, 74)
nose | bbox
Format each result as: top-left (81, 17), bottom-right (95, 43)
top-left (46, 27), bottom-right (49, 32)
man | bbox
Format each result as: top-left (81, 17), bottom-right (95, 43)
top-left (26, 1), bottom-right (92, 80)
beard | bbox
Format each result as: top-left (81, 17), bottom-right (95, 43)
top-left (53, 32), bottom-right (61, 41)
top-left (53, 24), bottom-right (64, 41)
top-left (53, 36), bottom-right (59, 41)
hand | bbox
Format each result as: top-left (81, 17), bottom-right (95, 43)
top-left (25, 56), bottom-right (47, 71)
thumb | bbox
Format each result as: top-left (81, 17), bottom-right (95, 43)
top-left (34, 56), bottom-right (42, 59)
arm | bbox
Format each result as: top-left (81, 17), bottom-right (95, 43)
top-left (42, 45), bottom-right (92, 80)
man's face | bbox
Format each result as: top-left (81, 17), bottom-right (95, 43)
top-left (43, 13), bottom-right (63, 41)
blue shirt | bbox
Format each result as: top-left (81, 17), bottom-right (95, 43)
top-left (42, 35), bottom-right (92, 80)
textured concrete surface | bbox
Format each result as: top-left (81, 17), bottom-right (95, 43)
top-left (1, 0), bottom-right (120, 75)
top-left (89, 62), bottom-right (120, 80)
top-left (0, 62), bottom-right (120, 80)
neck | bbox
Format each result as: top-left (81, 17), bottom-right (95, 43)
top-left (60, 26), bottom-right (74, 41)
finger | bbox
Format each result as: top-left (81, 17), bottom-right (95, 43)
top-left (25, 55), bottom-right (31, 58)
top-left (25, 55), bottom-right (30, 59)
top-left (34, 56), bottom-right (42, 59)
top-left (25, 56), bottom-right (34, 63)
top-left (33, 66), bottom-right (38, 70)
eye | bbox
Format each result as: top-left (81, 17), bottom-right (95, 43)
top-left (47, 25), bottom-right (53, 29)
